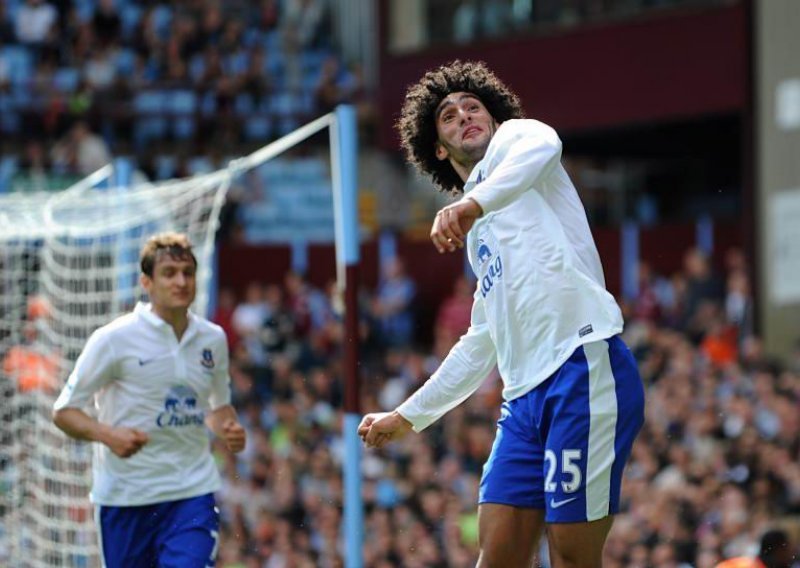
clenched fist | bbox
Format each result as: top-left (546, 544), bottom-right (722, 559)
top-left (221, 419), bottom-right (246, 453)
top-left (430, 198), bottom-right (483, 254)
top-left (358, 411), bottom-right (414, 449)
top-left (106, 427), bottom-right (149, 458)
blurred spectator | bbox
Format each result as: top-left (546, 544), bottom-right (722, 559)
top-left (681, 247), bottom-right (724, 333)
top-left (281, 0), bottom-right (328, 50)
top-left (715, 528), bottom-right (796, 568)
top-left (284, 271), bottom-right (316, 336)
top-left (198, 4), bottom-right (225, 50)
top-left (15, 0), bottom-right (57, 47)
top-left (700, 309), bottom-right (738, 368)
top-left (435, 274), bottom-right (474, 346)
top-left (212, 288), bottom-right (241, 352)
top-left (65, 79), bottom-right (95, 118)
top-left (261, 283), bottom-right (293, 354)
top-left (71, 21), bottom-right (95, 66)
top-left (131, 6), bottom-right (164, 60)
top-left (314, 56), bottom-right (348, 114)
top-left (232, 282), bottom-right (270, 338)
top-left (51, 121), bottom-right (111, 175)
top-left (371, 258), bottom-right (416, 347)
top-left (240, 46), bottom-right (272, 99)
top-left (15, 141), bottom-right (51, 191)
top-left (726, 269), bottom-right (754, 344)
top-left (2, 320), bottom-right (59, 394)
top-left (91, 0), bottom-right (120, 48)
top-left (83, 47), bottom-right (117, 91)
top-left (2, 296), bottom-right (58, 395)
top-left (725, 246), bottom-right (749, 276)
top-left (254, 0), bottom-right (280, 33)
top-left (634, 261), bottom-right (665, 322)
top-left (284, 272), bottom-right (333, 338)
top-left (0, 1), bottom-right (16, 44)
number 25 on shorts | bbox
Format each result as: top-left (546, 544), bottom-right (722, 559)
top-left (544, 449), bottom-right (582, 493)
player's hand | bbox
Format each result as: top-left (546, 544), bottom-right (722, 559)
top-left (221, 419), bottom-right (246, 453)
top-left (430, 198), bottom-right (483, 253)
top-left (106, 427), bottom-right (149, 458)
top-left (358, 411), bottom-right (413, 449)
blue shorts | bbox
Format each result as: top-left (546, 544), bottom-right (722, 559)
top-left (97, 493), bottom-right (219, 568)
top-left (479, 336), bottom-right (645, 523)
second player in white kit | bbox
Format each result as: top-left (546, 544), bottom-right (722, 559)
top-left (53, 232), bottom-right (246, 568)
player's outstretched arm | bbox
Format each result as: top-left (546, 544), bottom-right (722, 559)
top-left (358, 411), bottom-right (413, 449)
top-left (467, 122), bottom-right (563, 215)
top-left (206, 404), bottom-right (246, 453)
top-left (52, 407), bottom-right (149, 458)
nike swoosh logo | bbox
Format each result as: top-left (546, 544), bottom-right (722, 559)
top-left (138, 358), bottom-right (156, 366)
top-left (550, 497), bottom-right (578, 509)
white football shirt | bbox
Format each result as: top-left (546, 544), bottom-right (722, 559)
top-left (398, 119), bottom-right (624, 431)
top-left (54, 302), bottom-right (232, 506)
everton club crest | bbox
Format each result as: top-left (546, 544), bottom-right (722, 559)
top-left (201, 348), bottom-right (215, 369)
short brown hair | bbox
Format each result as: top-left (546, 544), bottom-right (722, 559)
top-left (139, 232), bottom-right (197, 277)
top-left (396, 60), bottom-right (524, 193)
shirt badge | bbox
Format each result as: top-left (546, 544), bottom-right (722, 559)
top-left (477, 238), bottom-right (493, 267)
top-left (201, 348), bottom-right (215, 369)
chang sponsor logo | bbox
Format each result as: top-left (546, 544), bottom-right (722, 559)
top-left (476, 239), bottom-right (503, 298)
top-left (156, 385), bottom-right (204, 428)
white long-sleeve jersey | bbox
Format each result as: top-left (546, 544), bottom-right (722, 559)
top-left (54, 303), bottom-right (232, 506)
top-left (397, 119), bottom-right (623, 432)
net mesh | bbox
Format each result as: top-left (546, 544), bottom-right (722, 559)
top-left (0, 171), bottom-right (230, 567)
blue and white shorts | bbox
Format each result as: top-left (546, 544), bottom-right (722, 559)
top-left (97, 493), bottom-right (219, 568)
top-left (479, 336), bottom-right (645, 523)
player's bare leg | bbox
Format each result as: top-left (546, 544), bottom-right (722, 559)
top-left (545, 516), bottom-right (614, 568)
top-left (476, 503), bottom-right (545, 567)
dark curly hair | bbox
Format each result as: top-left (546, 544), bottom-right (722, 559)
top-left (396, 60), bottom-right (524, 193)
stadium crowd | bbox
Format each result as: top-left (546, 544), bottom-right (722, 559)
top-left (0, 0), bottom-right (366, 184)
top-left (204, 245), bottom-right (800, 567)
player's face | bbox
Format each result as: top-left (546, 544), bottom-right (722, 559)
top-left (141, 253), bottom-right (197, 312)
top-left (434, 92), bottom-right (497, 166)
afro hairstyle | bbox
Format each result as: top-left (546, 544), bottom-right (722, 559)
top-left (396, 60), bottom-right (524, 193)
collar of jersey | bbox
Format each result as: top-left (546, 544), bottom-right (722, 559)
top-left (134, 302), bottom-right (197, 340)
top-left (463, 156), bottom-right (488, 194)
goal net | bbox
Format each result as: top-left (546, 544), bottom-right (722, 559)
top-left (0, 167), bottom-right (231, 566)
